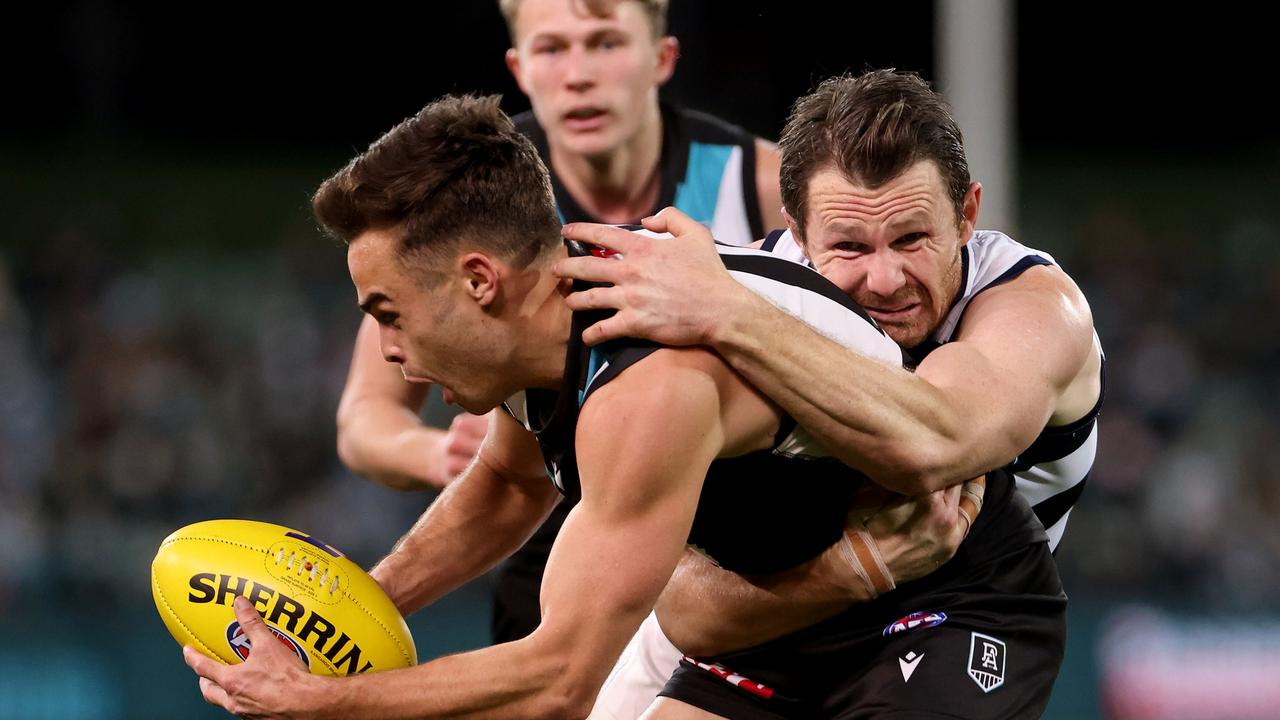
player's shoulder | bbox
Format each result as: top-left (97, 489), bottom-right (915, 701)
top-left (967, 231), bottom-right (1085, 307)
top-left (577, 345), bottom-right (729, 433)
top-left (665, 103), bottom-right (761, 145)
top-left (962, 243), bottom-right (1094, 349)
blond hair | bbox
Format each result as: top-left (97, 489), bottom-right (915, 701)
top-left (498, 0), bottom-right (669, 42)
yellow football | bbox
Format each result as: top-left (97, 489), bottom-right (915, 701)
top-left (152, 519), bottom-right (416, 676)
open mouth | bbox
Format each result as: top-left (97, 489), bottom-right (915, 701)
top-left (865, 302), bottom-right (920, 322)
top-left (563, 106), bottom-right (608, 130)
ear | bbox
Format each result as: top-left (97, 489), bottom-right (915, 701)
top-left (458, 253), bottom-right (502, 308)
top-left (959, 181), bottom-right (982, 245)
top-left (505, 48), bottom-right (529, 95)
top-left (782, 206), bottom-right (802, 242)
top-left (654, 36), bottom-right (679, 86)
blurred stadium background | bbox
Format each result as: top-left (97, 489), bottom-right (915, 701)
top-left (2, 3), bottom-right (1277, 718)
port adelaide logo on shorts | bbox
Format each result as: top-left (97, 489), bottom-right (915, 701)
top-left (967, 632), bottom-right (1006, 692)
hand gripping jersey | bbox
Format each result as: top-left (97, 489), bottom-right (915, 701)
top-left (503, 230), bottom-right (1045, 575)
top-left (764, 228), bottom-right (1103, 550)
top-left (515, 104), bottom-right (766, 246)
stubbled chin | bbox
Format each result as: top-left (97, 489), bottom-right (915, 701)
top-left (882, 321), bottom-right (932, 348)
top-left (866, 311), bottom-right (924, 346)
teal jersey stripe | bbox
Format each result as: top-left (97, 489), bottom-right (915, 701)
top-left (673, 142), bottom-right (733, 224)
top-left (577, 346), bottom-right (606, 407)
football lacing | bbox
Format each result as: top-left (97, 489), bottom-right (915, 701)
top-left (272, 544), bottom-right (342, 594)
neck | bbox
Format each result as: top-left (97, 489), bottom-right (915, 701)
top-left (548, 102), bottom-right (664, 223)
top-left (506, 252), bottom-right (575, 391)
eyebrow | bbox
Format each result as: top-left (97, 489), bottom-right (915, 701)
top-left (358, 291), bottom-right (390, 315)
top-left (884, 209), bottom-right (933, 230)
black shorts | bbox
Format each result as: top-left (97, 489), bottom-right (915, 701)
top-left (491, 501), bottom-right (571, 643)
top-left (660, 541), bottom-right (1066, 719)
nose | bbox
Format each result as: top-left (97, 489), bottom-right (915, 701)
top-left (379, 325), bottom-right (405, 365)
top-left (862, 251), bottom-right (907, 298)
top-left (564, 45), bottom-right (595, 92)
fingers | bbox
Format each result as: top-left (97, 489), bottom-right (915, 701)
top-left (561, 221), bottom-right (640, 253)
top-left (184, 645), bottom-right (229, 686)
top-left (642, 207), bottom-right (709, 241)
top-left (198, 675), bottom-right (232, 709)
top-left (552, 254), bottom-right (624, 284)
top-left (580, 316), bottom-right (630, 347)
top-left (957, 476), bottom-right (987, 536)
top-left (940, 482), bottom-right (961, 510)
top-left (452, 412), bottom-right (489, 431)
top-left (233, 595), bottom-right (273, 647)
top-left (561, 284), bottom-right (625, 312)
top-left (842, 527), bottom-right (896, 597)
top-left (448, 414), bottom-right (489, 445)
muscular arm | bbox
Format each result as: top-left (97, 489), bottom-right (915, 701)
top-left (356, 354), bottom-right (732, 719)
top-left (557, 213), bottom-right (1099, 494)
top-left (708, 265), bottom-right (1097, 492)
top-left (370, 409), bottom-right (558, 616)
top-left (337, 315), bottom-right (485, 490)
top-left (191, 349), bottom-right (778, 719)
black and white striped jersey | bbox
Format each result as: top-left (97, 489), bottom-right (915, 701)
top-left (502, 229), bottom-right (1047, 575)
top-left (764, 228), bottom-right (1102, 551)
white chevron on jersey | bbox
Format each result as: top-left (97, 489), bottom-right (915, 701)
top-left (704, 146), bottom-right (753, 247)
top-left (764, 228), bottom-right (1100, 551)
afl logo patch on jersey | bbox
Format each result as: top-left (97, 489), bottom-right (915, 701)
top-left (883, 610), bottom-right (948, 637)
top-left (226, 620), bottom-right (311, 668)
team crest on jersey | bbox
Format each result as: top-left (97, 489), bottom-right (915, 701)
top-left (967, 632), bottom-right (1005, 692)
top-left (883, 610), bottom-right (948, 637)
top-left (226, 620), bottom-right (310, 668)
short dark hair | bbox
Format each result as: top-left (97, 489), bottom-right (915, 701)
top-left (498, 0), bottom-right (668, 43)
top-left (312, 94), bottom-right (561, 282)
top-left (778, 70), bottom-right (970, 238)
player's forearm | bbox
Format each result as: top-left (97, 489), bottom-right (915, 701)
top-left (371, 461), bottom-right (555, 617)
top-left (708, 291), bottom-right (978, 494)
top-left (656, 549), bottom-right (868, 657)
top-left (336, 399), bottom-right (447, 490)
top-left (317, 638), bottom-right (591, 720)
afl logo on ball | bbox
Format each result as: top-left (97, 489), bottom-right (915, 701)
top-left (226, 620), bottom-right (310, 668)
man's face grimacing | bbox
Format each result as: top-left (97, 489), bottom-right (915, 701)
top-left (347, 227), bottom-right (512, 415)
top-left (793, 160), bottom-right (981, 349)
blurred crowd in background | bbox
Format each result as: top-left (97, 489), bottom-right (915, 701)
top-left (3, 154), bottom-right (1278, 618)
top-left (0, 207), bottom-right (430, 614)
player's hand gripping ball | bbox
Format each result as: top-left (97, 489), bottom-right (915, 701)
top-left (152, 519), bottom-right (416, 675)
